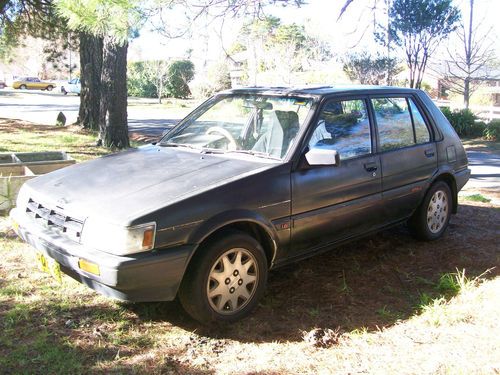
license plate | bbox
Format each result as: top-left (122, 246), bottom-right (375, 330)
top-left (36, 252), bottom-right (62, 283)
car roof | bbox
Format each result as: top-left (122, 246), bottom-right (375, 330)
top-left (222, 85), bottom-right (421, 98)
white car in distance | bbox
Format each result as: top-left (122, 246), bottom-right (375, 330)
top-left (60, 78), bottom-right (81, 95)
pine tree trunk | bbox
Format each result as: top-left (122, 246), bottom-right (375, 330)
top-left (78, 33), bottom-right (103, 131)
top-left (99, 36), bottom-right (129, 149)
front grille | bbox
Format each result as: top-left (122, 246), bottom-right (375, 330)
top-left (26, 198), bottom-right (84, 242)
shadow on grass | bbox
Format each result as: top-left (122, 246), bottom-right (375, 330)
top-left (127, 203), bottom-right (499, 343)
top-left (1, 202), bottom-right (498, 375)
top-left (0, 298), bottom-right (213, 374)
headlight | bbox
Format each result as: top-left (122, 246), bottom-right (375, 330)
top-left (81, 219), bottom-right (156, 256)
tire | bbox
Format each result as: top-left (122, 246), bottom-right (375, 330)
top-left (19, 84), bottom-right (27, 90)
top-left (46, 85), bottom-right (53, 91)
top-left (409, 181), bottom-right (452, 241)
top-left (179, 230), bottom-right (268, 323)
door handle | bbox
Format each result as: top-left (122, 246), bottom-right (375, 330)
top-left (364, 162), bottom-right (378, 172)
top-left (425, 149), bottom-right (435, 157)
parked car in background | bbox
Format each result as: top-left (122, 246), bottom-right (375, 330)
top-left (10, 86), bottom-right (470, 324)
top-left (60, 78), bottom-right (81, 95)
top-left (12, 77), bottom-right (56, 91)
top-left (0, 81), bottom-right (6, 89)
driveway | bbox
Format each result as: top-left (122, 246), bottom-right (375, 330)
top-left (460, 148), bottom-right (500, 205)
top-left (0, 89), bottom-right (185, 138)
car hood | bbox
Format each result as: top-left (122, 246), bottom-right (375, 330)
top-left (25, 145), bottom-right (278, 225)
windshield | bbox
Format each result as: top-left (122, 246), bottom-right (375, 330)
top-left (160, 94), bottom-right (314, 160)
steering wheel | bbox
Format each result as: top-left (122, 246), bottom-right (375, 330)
top-left (206, 126), bottom-right (238, 151)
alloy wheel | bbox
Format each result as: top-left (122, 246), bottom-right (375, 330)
top-left (206, 248), bottom-right (258, 315)
top-left (426, 189), bottom-right (449, 233)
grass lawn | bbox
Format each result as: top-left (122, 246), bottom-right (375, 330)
top-left (0, 123), bottom-right (499, 374)
top-left (0, 119), bottom-right (111, 162)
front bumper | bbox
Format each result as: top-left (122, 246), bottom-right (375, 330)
top-left (10, 208), bottom-right (194, 302)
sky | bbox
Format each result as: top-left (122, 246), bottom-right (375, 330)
top-left (129, 0), bottom-right (500, 67)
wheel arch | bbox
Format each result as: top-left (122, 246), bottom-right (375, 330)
top-left (186, 210), bottom-right (279, 270)
top-left (431, 172), bottom-right (458, 214)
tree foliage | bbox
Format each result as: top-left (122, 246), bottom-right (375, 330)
top-left (128, 59), bottom-right (195, 100)
top-left (343, 52), bottom-right (403, 85)
top-left (234, 16), bottom-right (331, 84)
top-left (0, 0), bottom-right (70, 61)
top-left (128, 61), bottom-right (160, 98)
top-left (390, 0), bottom-right (460, 88)
top-left (165, 60), bottom-right (195, 99)
top-left (55, 0), bottom-right (141, 44)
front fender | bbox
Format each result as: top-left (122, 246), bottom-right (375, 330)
top-left (189, 209), bottom-right (279, 248)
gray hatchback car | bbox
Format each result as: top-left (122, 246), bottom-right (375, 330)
top-left (11, 86), bottom-right (470, 323)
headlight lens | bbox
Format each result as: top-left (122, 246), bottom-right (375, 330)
top-left (81, 219), bottom-right (156, 256)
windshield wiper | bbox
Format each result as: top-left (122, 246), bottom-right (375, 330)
top-left (158, 142), bottom-right (199, 150)
top-left (226, 150), bottom-right (281, 160)
top-left (200, 148), bottom-right (226, 154)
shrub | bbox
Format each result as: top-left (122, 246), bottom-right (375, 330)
top-left (484, 119), bottom-right (500, 141)
top-left (469, 121), bottom-right (487, 138)
top-left (165, 60), bottom-right (195, 99)
top-left (128, 61), bottom-right (159, 98)
top-left (440, 107), bottom-right (479, 137)
top-left (194, 62), bottom-right (232, 98)
top-left (128, 59), bottom-right (195, 99)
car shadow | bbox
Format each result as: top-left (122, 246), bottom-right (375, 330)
top-left (126, 203), bottom-right (500, 343)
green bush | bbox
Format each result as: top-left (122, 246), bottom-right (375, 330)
top-left (484, 120), bottom-right (500, 141)
top-left (166, 60), bottom-right (195, 99)
top-left (469, 121), bottom-right (487, 138)
top-left (127, 59), bottom-right (195, 99)
top-left (128, 61), bottom-right (160, 98)
top-left (440, 107), bottom-right (480, 137)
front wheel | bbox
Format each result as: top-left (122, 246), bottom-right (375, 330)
top-left (19, 84), bottom-right (27, 90)
top-left (179, 230), bottom-right (268, 323)
top-left (46, 85), bottom-right (53, 91)
top-left (409, 181), bottom-right (452, 241)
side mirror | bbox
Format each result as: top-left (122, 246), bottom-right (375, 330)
top-left (305, 148), bottom-right (340, 166)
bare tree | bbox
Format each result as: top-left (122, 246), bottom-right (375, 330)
top-left (390, 0), bottom-right (460, 89)
top-left (441, 0), bottom-right (497, 108)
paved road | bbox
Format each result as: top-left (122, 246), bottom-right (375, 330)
top-left (0, 89), bottom-right (182, 139)
top-left (461, 150), bottom-right (500, 205)
top-left (1, 89), bottom-right (499, 196)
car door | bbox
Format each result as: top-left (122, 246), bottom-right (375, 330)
top-left (31, 78), bottom-right (42, 89)
top-left (371, 96), bottom-right (438, 222)
top-left (290, 97), bottom-right (383, 257)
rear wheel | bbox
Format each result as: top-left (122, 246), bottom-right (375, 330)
top-left (179, 230), bottom-right (268, 323)
top-left (46, 85), bottom-right (53, 91)
top-left (19, 84), bottom-right (27, 90)
top-left (409, 181), bottom-right (452, 240)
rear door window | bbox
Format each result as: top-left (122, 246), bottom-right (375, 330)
top-left (409, 99), bottom-right (431, 144)
top-left (372, 97), bottom-right (431, 152)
